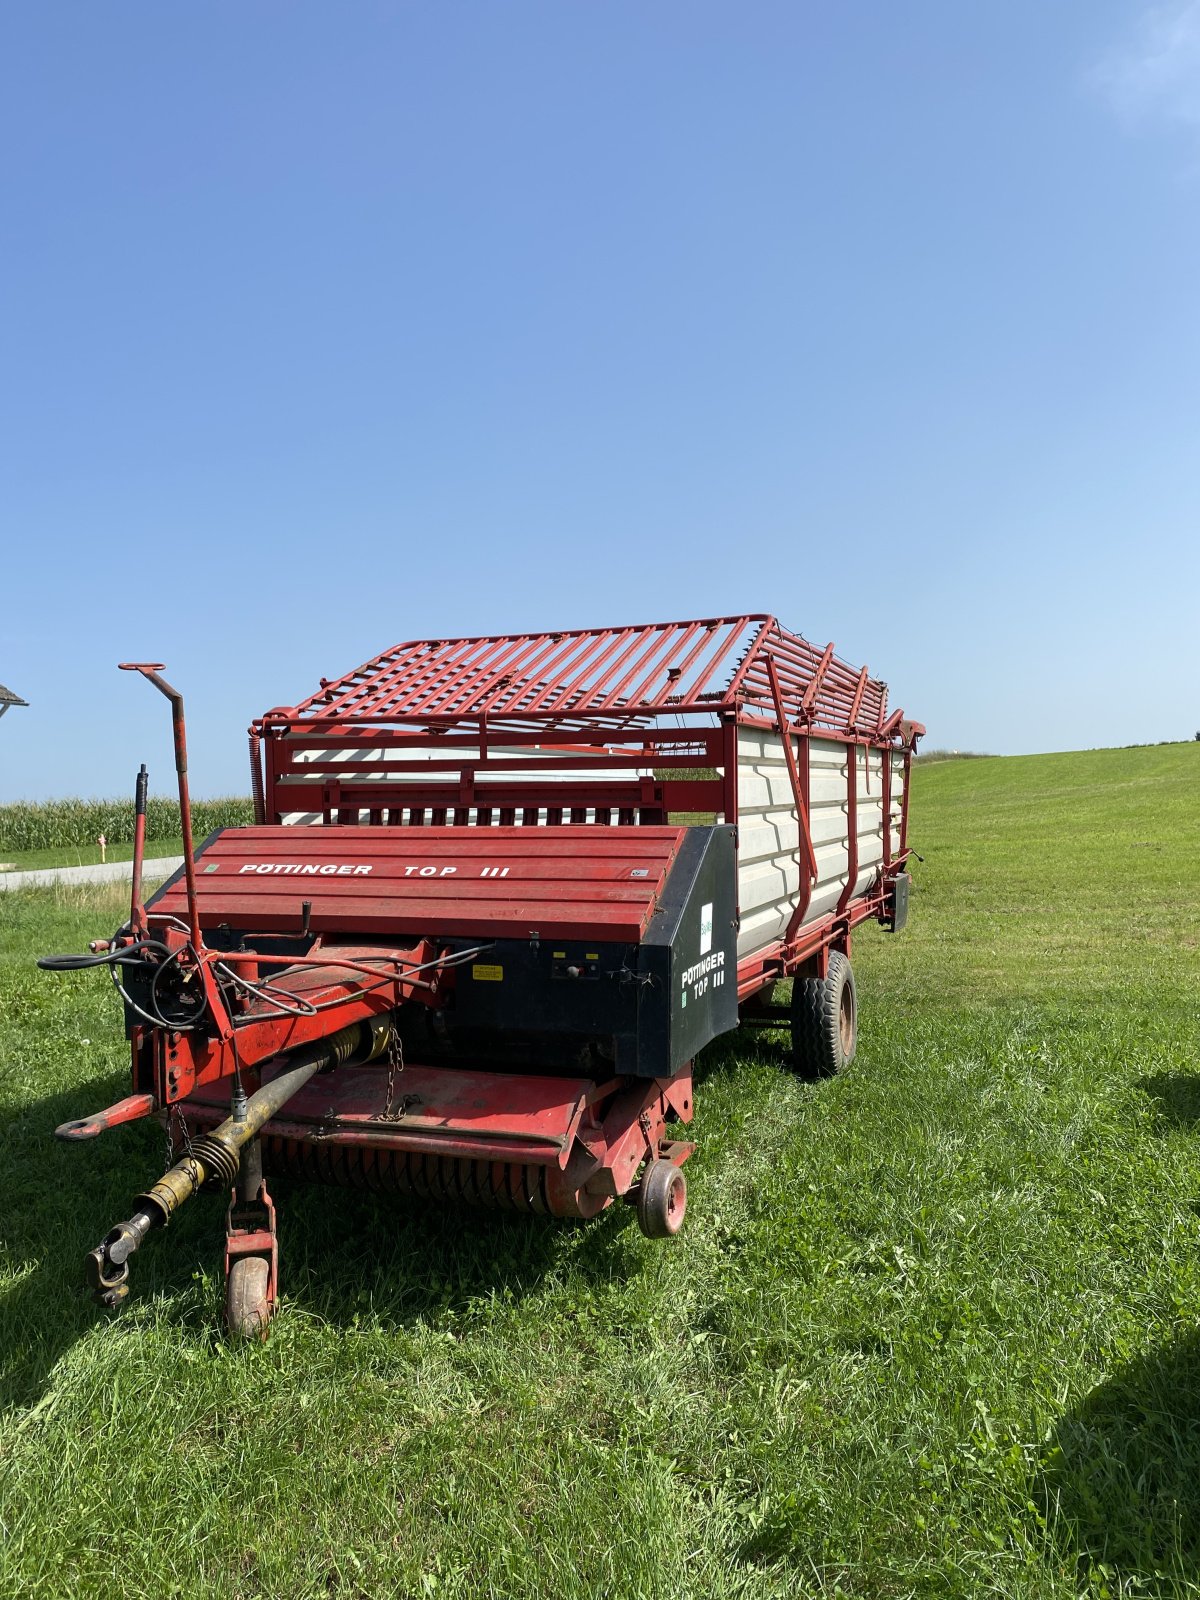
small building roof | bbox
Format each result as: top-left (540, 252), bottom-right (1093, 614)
top-left (0, 683), bottom-right (28, 709)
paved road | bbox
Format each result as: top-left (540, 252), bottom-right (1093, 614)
top-left (0, 856), bottom-right (183, 892)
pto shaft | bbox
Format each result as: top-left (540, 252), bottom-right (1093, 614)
top-left (85, 1014), bottom-right (392, 1306)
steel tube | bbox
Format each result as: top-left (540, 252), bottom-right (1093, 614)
top-left (119, 664), bottom-right (202, 949)
top-left (84, 1015), bottom-right (392, 1306)
top-left (129, 763), bottom-right (148, 938)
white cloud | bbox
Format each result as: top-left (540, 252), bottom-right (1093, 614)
top-left (1095, 1), bottom-right (1200, 128)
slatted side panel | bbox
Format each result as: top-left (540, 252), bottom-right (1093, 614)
top-left (735, 733), bottom-right (895, 959)
top-left (276, 743), bottom-right (653, 827)
top-left (735, 730), bottom-right (802, 960)
top-left (853, 745), bottom-right (886, 900)
top-left (807, 739), bottom-right (852, 923)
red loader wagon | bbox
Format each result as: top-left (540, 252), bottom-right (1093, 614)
top-left (42, 614), bottom-right (923, 1336)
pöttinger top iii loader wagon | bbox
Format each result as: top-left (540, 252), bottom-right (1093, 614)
top-left (42, 615), bottom-right (923, 1336)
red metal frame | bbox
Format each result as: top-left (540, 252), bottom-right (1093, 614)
top-left (184, 1064), bottom-right (695, 1223)
top-left (224, 1180), bottom-right (278, 1326)
top-left (251, 614), bottom-right (924, 1002)
top-left (61, 618), bottom-right (921, 1326)
top-left (265, 615), bottom-right (897, 730)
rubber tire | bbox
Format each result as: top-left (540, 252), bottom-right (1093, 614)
top-left (636, 1160), bottom-right (687, 1239)
top-left (790, 951), bottom-right (857, 1079)
top-left (226, 1256), bottom-right (272, 1341)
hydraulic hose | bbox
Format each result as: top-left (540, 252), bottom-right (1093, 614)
top-left (38, 939), bottom-right (168, 972)
top-left (85, 1013), bottom-right (393, 1307)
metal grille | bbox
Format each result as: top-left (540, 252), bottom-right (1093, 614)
top-left (266, 614), bottom-right (893, 736)
top-left (262, 1135), bottom-right (552, 1212)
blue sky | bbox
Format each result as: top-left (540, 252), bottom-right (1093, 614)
top-left (2, 3), bottom-right (1198, 799)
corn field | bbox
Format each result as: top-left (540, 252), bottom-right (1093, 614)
top-left (0, 797), bottom-right (255, 852)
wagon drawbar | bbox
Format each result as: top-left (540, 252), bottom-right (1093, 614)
top-left (41, 615), bottom-right (922, 1335)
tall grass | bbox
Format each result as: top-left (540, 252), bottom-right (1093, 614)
top-left (0, 797), bottom-right (254, 853)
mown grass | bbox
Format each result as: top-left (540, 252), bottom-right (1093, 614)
top-left (0, 837), bottom-right (187, 873)
top-left (1, 745), bottom-right (1198, 1598)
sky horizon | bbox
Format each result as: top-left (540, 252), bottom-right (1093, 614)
top-left (2, 3), bottom-right (1198, 800)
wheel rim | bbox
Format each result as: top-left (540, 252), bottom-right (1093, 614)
top-left (664, 1170), bottom-right (686, 1233)
top-left (838, 983), bottom-right (854, 1055)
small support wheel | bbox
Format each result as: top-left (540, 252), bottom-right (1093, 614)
top-left (226, 1255), bottom-right (273, 1341)
top-left (637, 1159), bottom-right (687, 1239)
top-left (791, 950), bottom-right (857, 1079)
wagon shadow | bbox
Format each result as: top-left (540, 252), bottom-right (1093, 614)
top-left (0, 1077), bottom-right (662, 1410)
top-left (267, 1174), bottom-right (644, 1329)
top-left (1038, 1327), bottom-right (1200, 1584)
top-left (1139, 1073), bottom-right (1200, 1130)
top-left (692, 1018), bottom-right (791, 1089)
top-left (259, 1030), bottom-right (777, 1318)
top-left (0, 1072), bottom-right (216, 1410)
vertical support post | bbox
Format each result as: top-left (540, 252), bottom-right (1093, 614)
top-left (767, 657), bottom-right (821, 949)
top-left (881, 742), bottom-right (893, 869)
top-left (837, 742), bottom-right (859, 915)
top-left (130, 763), bottom-right (148, 940)
top-left (118, 664), bottom-right (202, 950)
top-left (263, 730), bottom-right (279, 826)
top-left (720, 718), bottom-right (739, 825)
top-left (783, 724), bottom-right (816, 945)
top-left (899, 744), bottom-right (913, 857)
top-left (765, 658), bottom-right (818, 882)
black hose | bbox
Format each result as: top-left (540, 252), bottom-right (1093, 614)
top-left (38, 939), bottom-right (169, 972)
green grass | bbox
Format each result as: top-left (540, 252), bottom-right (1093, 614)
top-left (1, 744), bottom-right (1198, 1598)
top-left (0, 837), bottom-right (187, 872)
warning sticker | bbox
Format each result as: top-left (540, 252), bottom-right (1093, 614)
top-left (700, 902), bottom-right (713, 956)
top-left (471, 964), bottom-right (504, 983)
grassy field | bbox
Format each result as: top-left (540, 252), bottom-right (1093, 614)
top-left (0, 837), bottom-right (187, 872)
top-left (1, 743), bottom-right (1198, 1598)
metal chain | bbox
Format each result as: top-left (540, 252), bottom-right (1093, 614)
top-left (165, 1103), bottom-right (193, 1169)
top-left (379, 1026), bottom-right (405, 1121)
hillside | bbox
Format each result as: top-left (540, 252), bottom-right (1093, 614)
top-left (893, 741), bottom-right (1199, 1006)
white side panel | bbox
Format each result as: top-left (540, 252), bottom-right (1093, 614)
top-left (739, 729), bottom-right (803, 953)
top-left (734, 730), bottom-right (801, 960)
top-left (736, 731), bottom-right (891, 961)
top-left (277, 742), bottom-right (650, 826)
top-left (853, 746), bottom-right (885, 900)
top-left (806, 738), bottom-right (850, 924)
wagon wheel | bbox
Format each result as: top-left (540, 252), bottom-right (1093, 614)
top-left (225, 1256), bottom-right (273, 1340)
top-left (636, 1159), bottom-right (687, 1238)
top-left (790, 950), bottom-right (856, 1079)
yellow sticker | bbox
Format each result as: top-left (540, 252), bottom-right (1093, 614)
top-left (552, 950), bottom-right (567, 959)
top-left (472, 963), bottom-right (504, 982)
top-left (585, 953), bottom-right (599, 961)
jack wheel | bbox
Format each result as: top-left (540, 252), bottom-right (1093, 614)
top-left (791, 950), bottom-right (857, 1079)
top-left (637, 1159), bottom-right (687, 1239)
top-left (226, 1256), bottom-right (273, 1341)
